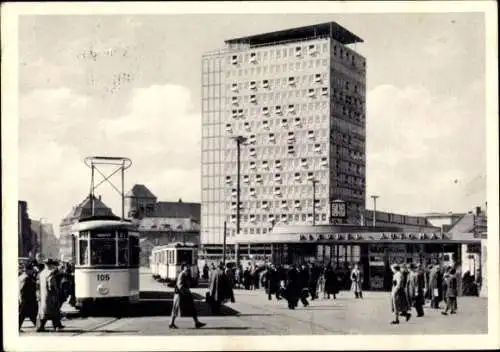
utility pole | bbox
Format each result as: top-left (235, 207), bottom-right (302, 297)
top-left (232, 136), bottom-right (247, 265)
top-left (223, 221), bottom-right (227, 265)
top-left (371, 195), bottom-right (379, 227)
top-left (311, 179), bottom-right (318, 226)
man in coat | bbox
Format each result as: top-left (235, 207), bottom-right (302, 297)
top-left (19, 263), bottom-right (38, 331)
top-left (263, 264), bottom-right (281, 301)
top-left (284, 265), bottom-right (301, 309)
top-left (350, 264), bottom-right (363, 299)
top-left (390, 264), bottom-right (411, 325)
top-left (442, 267), bottom-right (458, 315)
top-left (428, 263), bottom-right (443, 309)
top-left (36, 259), bottom-right (64, 332)
top-left (308, 263), bottom-right (321, 301)
top-left (407, 263), bottom-right (425, 317)
top-left (207, 263), bottom-right (234, 314)
top-left (169, 264), bottom-right (205, 329)
top-left (324, 264), bottom-right (339, 300)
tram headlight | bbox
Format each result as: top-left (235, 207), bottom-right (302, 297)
top-left (97, 284), bottom-right (109, 296)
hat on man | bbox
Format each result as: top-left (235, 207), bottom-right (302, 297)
top-left (44, 258), bottom-right (58, 266)
top-left (409, 263), bottom-right (417, 270)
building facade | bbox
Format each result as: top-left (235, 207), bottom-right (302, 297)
top-left (201, 22), bottom-right (366, 258)
top-left (31, 220), bottom-right (58, 260)
top-left (18, 200), bottom-right (36, 258)
top-left (125, 184), bottom-right (201, 266)
top-left (59, 194), bottom-right (116, 261)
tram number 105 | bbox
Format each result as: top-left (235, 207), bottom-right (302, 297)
top-left (97, 273), bottom-right (110, 281)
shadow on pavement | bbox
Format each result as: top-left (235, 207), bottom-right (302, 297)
top-left (236, 314), bottom-right (273, 317)
top-left (75, 291), bottom-right (240, 318)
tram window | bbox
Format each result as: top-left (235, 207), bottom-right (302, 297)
top-left (79, 240), bottom-right (89, 265)
top-left (91, 238), bottom-right (116, 265)
top-left (118, 239), bottom-right (129, 266)
top-left (177, 250), bottom-right (193, 265)
top-left (129, 236), bottom-right (140, 266)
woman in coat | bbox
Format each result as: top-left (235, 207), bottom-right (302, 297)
top-left (36, 259), bottom-right (63, 332)
top-left (169, 265), bottom-right (205, 329)
top-left (324, 264), bottom-right (339, 300)
top-left (350, 264), bottom-right (363, 299)
top-left (390, 264), bottom-right (411, 324)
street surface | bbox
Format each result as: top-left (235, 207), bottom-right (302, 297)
top-left (19, 270), bottom-right (488, 336)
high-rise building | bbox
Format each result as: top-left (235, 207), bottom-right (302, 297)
top-left (201, 22), bottom-right (366, 259)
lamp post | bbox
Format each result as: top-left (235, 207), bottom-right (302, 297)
top-left (370, 195), bottom-right (379, 227)
top-left (232, 135), bottom-right (248, 264)
top-left (310, 179), bottom-right (319, 226)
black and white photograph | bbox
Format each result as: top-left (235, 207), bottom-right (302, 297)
top-left (2, 1), bottom-right (499, 351)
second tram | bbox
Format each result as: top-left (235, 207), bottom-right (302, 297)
top-left (150, 242), bottom-right (199, 287)
top-left (69, 215), bottom-right (140, 310)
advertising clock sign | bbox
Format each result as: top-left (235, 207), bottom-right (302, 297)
top-left (331, 199), bottom-right (347, 219)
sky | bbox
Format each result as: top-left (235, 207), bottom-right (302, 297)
top-left (17, 12), bottom-right (487, 235)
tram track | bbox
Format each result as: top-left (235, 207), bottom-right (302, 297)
top-left (71, 316), bottom-right (122, 336)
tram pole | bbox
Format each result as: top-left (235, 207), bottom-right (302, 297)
top-left (121, 160), bottom-right (125, 221)
top-left (91, 163), bottom-right (95, 216)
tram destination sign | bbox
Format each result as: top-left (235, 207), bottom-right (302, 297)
top-left (298, 232), bottom-right (451, 241)
top-left (91, 232), bottom-right (115, 239)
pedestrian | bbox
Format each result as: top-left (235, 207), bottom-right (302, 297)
top-left (169, 264), bottom-right (205, 329)
top-left (243, 266), bottom-right (252, 290)
top-left (428, 263), bottom-right (443, 309)
top-left (264, 264), bottom-right (281, 301)
top-left (19, 263), bottom-right (38, 332)
top-left (407, 263), bottom-right (425, 317)
top-left (390, 264), bottom-right (411, 324)
top-left (298, 264), bottom-right (310, 307)
top-left (202, 263), bottom-right (209, 280)
top-left (284, 265), bottom-right (301, 309)
top-left (207, 263), bottom-right (234, 314)
top-left (308, 263), bottom-right (321, 300)
top-left (324, 263), bottom-right (339, 300)
top-left (442, 267), bottom-right (458, 315)
top-left (350, 264), bottom-right (363, 299)
top-left (36, 259), bottom-right (64, 332)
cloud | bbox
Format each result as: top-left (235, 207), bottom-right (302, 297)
top-left (19, 84), bottom-right (201, 234)
top-left (366, 84), bottom-right (486, 214)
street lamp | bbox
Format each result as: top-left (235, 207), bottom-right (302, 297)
top-left (310, 179), bottom-right (319, 226)
top-left (231, 135), bottom-right (248, 263)
top-left (370, 195), bottom-right (379, 227)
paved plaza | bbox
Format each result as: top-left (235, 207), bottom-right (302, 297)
top-left (18, 271), bottom-right (488, 336)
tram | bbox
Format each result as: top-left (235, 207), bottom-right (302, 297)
top-left (150, 242), bottom-right (199, 287)
top-left (69, 215), bottom-right (140, 310)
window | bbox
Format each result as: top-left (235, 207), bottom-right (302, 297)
top-left (113, 234), bottom-right (128, 265)
top-left (79, 238), bottom-right (89, 265)
top-left (177, 250), bottom-right (193, 265)
top-left (90, 237), bottom-right (116, 265)
top-left (128, 236), bottom-right (141, 267)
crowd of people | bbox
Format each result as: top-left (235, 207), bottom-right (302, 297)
top-left (18, 255), bottom-right (75, 333)
top-left (390, 262), bottom-right (460, 324)
top-left (199, 260), bottom-right (464, 325)
top-left (202, 261), bottom-right (361, 310)
top-left (19, 254), bottom-right (470, 331)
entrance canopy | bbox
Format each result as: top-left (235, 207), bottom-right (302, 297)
top-left (231, 224), bottom-right (480, 245)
